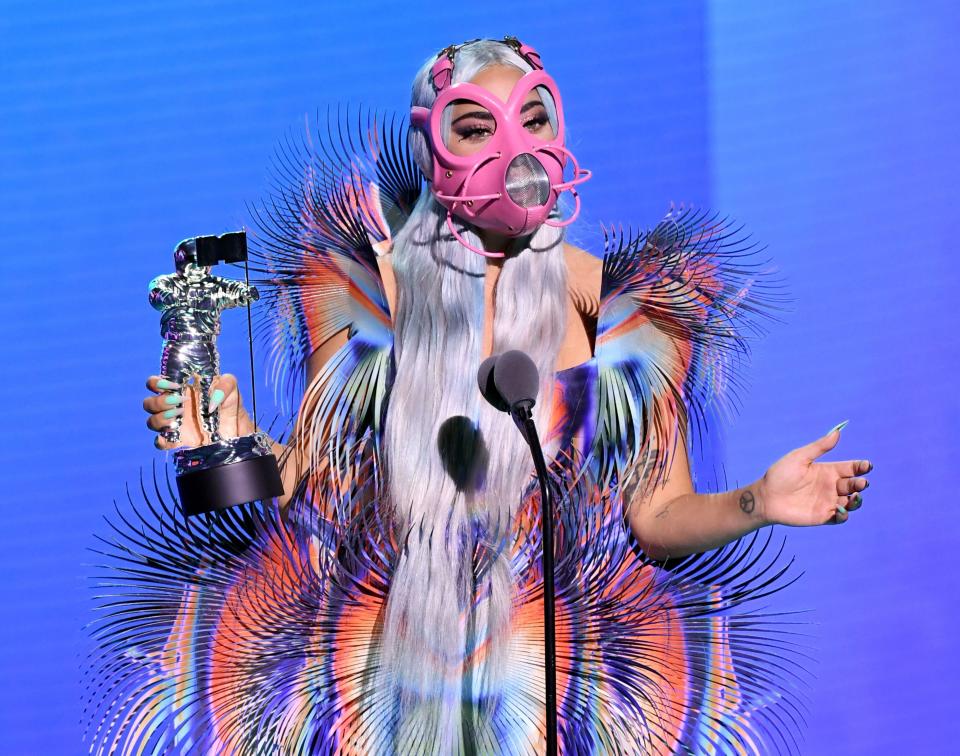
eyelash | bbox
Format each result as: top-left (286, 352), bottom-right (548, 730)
top-left (456, 125), bottom-right (494, 142)
top-left (455, 115), bottom-right (550, 142)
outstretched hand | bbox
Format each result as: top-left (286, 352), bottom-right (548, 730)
top-left (758, 422), bottom-right (872, 526)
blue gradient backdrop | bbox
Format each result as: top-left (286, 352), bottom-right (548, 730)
top-left (0, 1), bottom-right (955, 752)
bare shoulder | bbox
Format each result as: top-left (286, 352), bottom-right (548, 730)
top-left (374, 251), bottom-right (397, 316)
top-left (376, 250), bottom-right (395, 277)
top-left (563, 242), bottom-right (602, 315)
top-left (563, 241), bottom-right (603, 276)
top-left (375, 249), bottom-right (394, 270)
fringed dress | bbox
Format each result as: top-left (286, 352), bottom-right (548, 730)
top-left (83, 110), bottom-right (805, 754)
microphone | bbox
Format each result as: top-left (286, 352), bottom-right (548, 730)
top-left (476, 350), bottom-right (558, 756)
top-left (477, 354), bottom-right (510, 412)
top-left (490, 350), bottom-right (540, 410)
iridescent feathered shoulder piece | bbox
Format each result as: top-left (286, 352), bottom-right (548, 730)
top-left (246, 107), bottom-right (422, 430)
top-left (590, 208), bottom-right (788, 498)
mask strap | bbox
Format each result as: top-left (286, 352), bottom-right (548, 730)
top-left (503, 36), bottom-right (544, 71)
top-left (444, 211), bottom-right (506, 258)
top-left (430, 36), bottom-right (545, 93)
top-left (430, 55), bottom-right (454, 92)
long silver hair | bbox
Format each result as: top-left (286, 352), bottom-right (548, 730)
top-left (378, 39), bottom-right (569, 751)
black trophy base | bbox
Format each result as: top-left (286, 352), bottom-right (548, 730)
top-left (176, 453), bottom-right (284, 517)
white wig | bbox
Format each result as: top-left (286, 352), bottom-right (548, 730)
top-left (378, 38), bottom-right (569, 752)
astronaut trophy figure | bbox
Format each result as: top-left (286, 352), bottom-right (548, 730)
top-left (149, 232), bottom-right (284, 516)
top-left (150, 239), bottom-right (257, 445)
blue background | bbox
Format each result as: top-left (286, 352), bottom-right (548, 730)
top-left (1, 1), bottom-right (956, 752)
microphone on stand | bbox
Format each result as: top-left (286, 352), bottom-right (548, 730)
top-left (478, 350), bottom-right (558, 756)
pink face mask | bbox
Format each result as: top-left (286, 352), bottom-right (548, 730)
top-left (410, 39), bottom-right (592, 258)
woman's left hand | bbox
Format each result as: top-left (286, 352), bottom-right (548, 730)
top-left (757, 422), bottom-right (872, 526)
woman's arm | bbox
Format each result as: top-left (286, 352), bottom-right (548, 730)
top-left (626, 436), bottom-right (762, 560)
top-left (628, 419), bottom-right (872, 561)
top-left (267, 327), bottom-right (351, 512)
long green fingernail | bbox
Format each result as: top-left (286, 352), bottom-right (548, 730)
top-left (164, 393), bottom-right (182, 405)
top-left (163, 408), bottom-right (181, 419)
top-left (828, 419), bottom-right (850, 434)
top-left (157, 379), bottom-right (180, 390)
top-left (208, 388), bottom-right (225, 411)
top-left (837, 505), bottom-right (847, 515)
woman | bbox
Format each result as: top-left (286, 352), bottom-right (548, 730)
top-left (97, 37), bottom-right (870, 754)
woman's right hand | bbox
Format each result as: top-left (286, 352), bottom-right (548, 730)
top-left (143, 373), bottom-right (255, 450)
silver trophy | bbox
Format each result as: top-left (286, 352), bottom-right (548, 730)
top-left (149, 231), bottom-right (283, 516)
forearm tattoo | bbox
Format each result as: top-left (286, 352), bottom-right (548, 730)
top-left (739, 489), bottom-right (756, 515)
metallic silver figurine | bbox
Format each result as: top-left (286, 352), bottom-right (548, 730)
top-left (149, 237), bottom-right (259, 445)
top-left (149, 232), bottom-right (283, 516)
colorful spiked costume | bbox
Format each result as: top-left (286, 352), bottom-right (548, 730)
top-left (83, 110), bottom-right (804, 754)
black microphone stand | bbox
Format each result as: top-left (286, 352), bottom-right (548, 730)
top-left (511, 401), bottom-right (558, 756)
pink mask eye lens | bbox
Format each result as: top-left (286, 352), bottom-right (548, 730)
top-left (445, 99), bottom-right (497, 149)
top-left (527, 85), bottom-right (558, 138)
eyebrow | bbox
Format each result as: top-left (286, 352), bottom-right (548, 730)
top-left (451, 110), bottom-right (494, 125)
top-left (451, 100), bottom-right (547, 125)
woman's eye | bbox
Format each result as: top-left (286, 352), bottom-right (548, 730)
top-left (523, 115), bottom-right (549, 132)
top-left (456, 125), bottom-right (494, 142)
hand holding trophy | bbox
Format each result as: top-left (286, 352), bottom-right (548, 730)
top-left (147, 231), bottom-right (284, 516)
